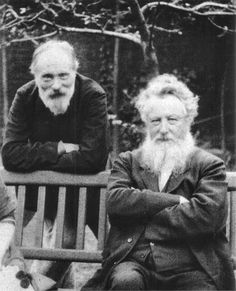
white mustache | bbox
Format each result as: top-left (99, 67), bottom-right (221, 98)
top-left (49, 92), bottom-right (65, 99)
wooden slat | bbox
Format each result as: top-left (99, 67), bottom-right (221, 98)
top-left (227, 172), bottom-right (236, 191)
top-left (20, 247), bottom-right (102, 262)
top-left (98, 188), bottom-right (107, 250)
top-left (34, 186), bottom-right (46, 247)
top-left (55, 187), bottom-right (66, 248)
top-left (230, 191), bottom-right (236, 257)
top-left (76, 187), bottom-right (87, 249)
top-left (0, 168), bottom-right (109, 187)
top-left (226, 192), bottom-right (231, 239)
top-left (15, 186), bottom-right (26, 246)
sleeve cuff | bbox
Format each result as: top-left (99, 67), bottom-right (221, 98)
top-left (57, 141), bottom-right (66, 156)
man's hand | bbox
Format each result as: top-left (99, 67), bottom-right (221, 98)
top-left (63, 143), bottom-right (80, 153)
top-left (58, 141), bottom-right (79, 155)
top-left (179, 196), bottom-right (189, 204)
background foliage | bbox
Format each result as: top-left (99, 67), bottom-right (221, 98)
top-left (0, 0), bottom-right (235, 168)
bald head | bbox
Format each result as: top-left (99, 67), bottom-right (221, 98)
top-left (30, 40), bottom-right (79, 75)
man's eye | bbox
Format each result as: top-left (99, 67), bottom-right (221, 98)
top-left (42, 75), bottom-right (53, 82)
top-left (59, 73), bottom-right (69, 80)
top-left (151, 119), bottom-right (161, 124)
top-left (168, 117), bottom-right (178, 124)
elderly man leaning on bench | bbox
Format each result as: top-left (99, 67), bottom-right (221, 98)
top-left (1, 39), bottom-right (109, 289)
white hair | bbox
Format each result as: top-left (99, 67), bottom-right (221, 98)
top-left (136, 74), bottom-right (199, 125)
top-left (30, 39), bottom-right (79, 74)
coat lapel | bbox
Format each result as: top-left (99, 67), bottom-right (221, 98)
top-left (164, 169), bottom-right (189, 193)
top-left (139, 167), bottom-right (160, 192)
top-left (133, 148), bottom-right (193, 194)
top-left (165, 150), bottom-right (195, 192)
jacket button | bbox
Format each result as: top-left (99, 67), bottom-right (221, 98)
top-left (113, 261), bottom-right (117, 265)
top-left (140, 254), bottom-right (145, 258)
top-left (127, 238), bottom-right (133, 243)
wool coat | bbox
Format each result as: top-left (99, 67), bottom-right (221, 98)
top-left (2, 73), bottom-right (109, 174)
top-left (1, 74), bottom-right (109, 227)
top-left (82, 147), bottom-right (235, 290)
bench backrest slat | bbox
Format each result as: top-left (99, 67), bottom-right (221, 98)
top-left (35, 186), bottom-right (46, 247)
top-left (15, 186), bottom-right (26, 246)
top-left (98, 188), bottom-right (108, 250)
top-left (55, 187), bottom-right (66, 248)
top-left (229, 190), bottom-right (236, 257)
top-left (76, 187), bottom-right (87, 249)
top-left (1, 170), bottom-right (109, 186)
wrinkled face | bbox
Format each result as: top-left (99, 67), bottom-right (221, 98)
top-left (34, 49), bottom-right (76, 112)
top-left (146, 94), bottom-right (189, 144)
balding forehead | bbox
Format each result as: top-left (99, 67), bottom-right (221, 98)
top-left (38, 48), bottom-right (71, 62)
top-left (31, 43), bottom-right (78, 74)
top-left (33, 49), bottom-right (74, 74)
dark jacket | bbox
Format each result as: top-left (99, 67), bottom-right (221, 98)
top-left (2, 74), bottom-right (109, 174)
top-left (82, 147), bottom-right (235, 290)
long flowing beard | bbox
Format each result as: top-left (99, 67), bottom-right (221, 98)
top-left (141, 132), bottom-right (195, 176)
top-left (39, 87), bottom-right (74, 116)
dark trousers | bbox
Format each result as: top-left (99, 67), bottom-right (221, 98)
top-left (107, 260), bottom-right (217, 291)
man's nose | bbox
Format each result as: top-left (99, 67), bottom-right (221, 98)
top-left (51, 77), bottom-right (61, 90)
top-left (159, 120), bottom-right (168, 134)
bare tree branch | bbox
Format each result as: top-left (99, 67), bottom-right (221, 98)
top-left (152, 25), bottom-right (181, 34)
top-left (208, 17), bottom-right (236, 34)
top-left (125, 0), bottom-right (150, 42)
top-left (141, 1), bottom-right (236, 16)
top-left (0, 30), bottom-right (58, 47)
top-left (55, 25), bottom-right (142, 45)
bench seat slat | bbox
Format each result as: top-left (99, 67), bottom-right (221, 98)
top-left (20, 247), bottom-right (102, 263)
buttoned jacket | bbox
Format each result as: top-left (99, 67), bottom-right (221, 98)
top-left (82, 147), bottom-right (235, 290)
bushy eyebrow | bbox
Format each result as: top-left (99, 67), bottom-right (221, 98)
top-left (42, 73), bottom-right (53, 78)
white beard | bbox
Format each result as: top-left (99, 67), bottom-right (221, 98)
top-left (141, 132), bottom-right (195, 176)
top-left (38, 87), bottom-right (74, 116)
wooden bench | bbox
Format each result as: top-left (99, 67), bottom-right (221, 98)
top-left (0, 169), bottom-right (236, 281)
top-left (1, 169), bottom-right (110, 264)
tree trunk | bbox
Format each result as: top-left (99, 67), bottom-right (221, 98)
top-left (125, 0), bottom-right (159, 82)
top-left (112, 0), bottom-right (121, 158)
top-left (220, 61), bottom-right (228, 153)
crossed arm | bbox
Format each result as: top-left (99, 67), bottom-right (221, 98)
top-left (107, 152), bottom-right (228, 240)
top-left (2, 89), bottom-right (108, 173)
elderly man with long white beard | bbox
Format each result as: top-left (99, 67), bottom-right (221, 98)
top-left (82, 74), bottom-right (235, 291)
top-left (1, 39), bottom-right (109, 288)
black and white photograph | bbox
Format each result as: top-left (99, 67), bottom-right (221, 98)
top-left (0, 1), bottom-right (235, 290)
